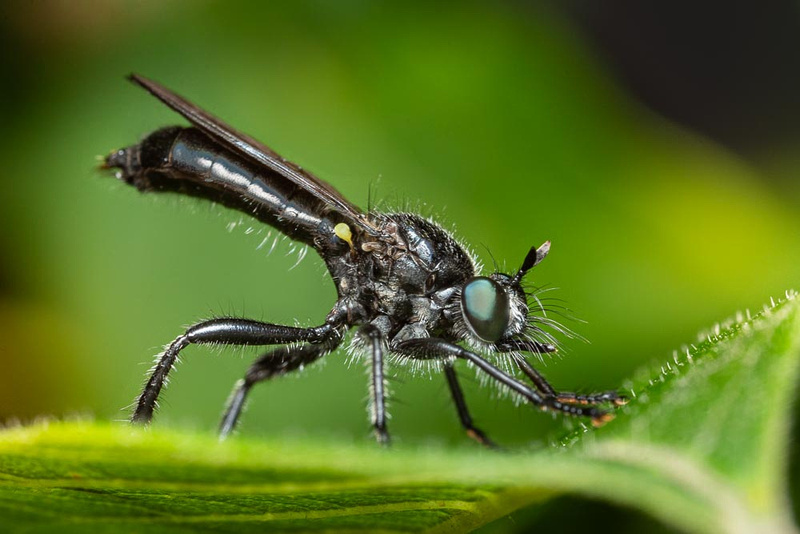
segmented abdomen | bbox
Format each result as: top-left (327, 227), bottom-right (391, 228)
top-left (105, 126), bottom-right (337, 249)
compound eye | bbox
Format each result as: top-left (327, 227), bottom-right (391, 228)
top-left (461, 277), bottom-right (510, 342)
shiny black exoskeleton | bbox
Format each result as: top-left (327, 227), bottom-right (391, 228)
top-left (103, 74), bottom-right (625, 446)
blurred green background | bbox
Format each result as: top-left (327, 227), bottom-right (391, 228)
top-left (0, 0), bottom-right (798, 529)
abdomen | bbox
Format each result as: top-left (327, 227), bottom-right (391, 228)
top-left (105, 126), bottom-right (337, 249)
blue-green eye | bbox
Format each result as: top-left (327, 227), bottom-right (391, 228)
top-left (461, 277), bottom-right (510, 342)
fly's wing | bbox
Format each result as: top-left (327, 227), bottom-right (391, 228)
top-left (128, 74), bottom-right (376, 234)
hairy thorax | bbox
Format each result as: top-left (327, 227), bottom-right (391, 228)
top-left (328, 213), bottom-right (477, 342)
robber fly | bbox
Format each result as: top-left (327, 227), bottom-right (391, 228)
top-left (103, 74), bottom-right (625, 447)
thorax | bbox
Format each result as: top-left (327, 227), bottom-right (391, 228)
top-left (326, 213), bottom-right (477, 339)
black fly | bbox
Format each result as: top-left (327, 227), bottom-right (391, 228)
top-left (103, 74), bottom-right (625, 447)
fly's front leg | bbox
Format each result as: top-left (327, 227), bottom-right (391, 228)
top-left (395, 338), bottom-right (612, 426)
top-left (132, 317), bottom-right (337, 425)
top-left (517, 358), bottom-right (625, 407)
top-left (359, 324), bottom-right (389, 445)
top-left (494, 339), bottom-right (558, 395)
top-left (496, 339), bottom-right (626, 408)
top-left (219, 337), bottom-right (340, 439)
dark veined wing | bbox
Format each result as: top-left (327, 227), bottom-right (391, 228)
top-left (128, 74), bottom-right (376, 234)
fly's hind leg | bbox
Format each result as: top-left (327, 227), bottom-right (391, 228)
top-left (218, 341), bottom-right (337, 439)
top-left (132, 317), bottom-right (339, 425)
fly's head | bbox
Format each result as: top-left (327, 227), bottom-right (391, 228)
top-left (446, 241), bottom-right (563, 354)
top-left (369, 214), bottom-right (566, 356)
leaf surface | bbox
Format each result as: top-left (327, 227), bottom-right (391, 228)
top-left (2, 293), bottom-right (799, 533)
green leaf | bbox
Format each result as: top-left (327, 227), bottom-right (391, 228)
top-left (2, 292), bottom-right (799, 533)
